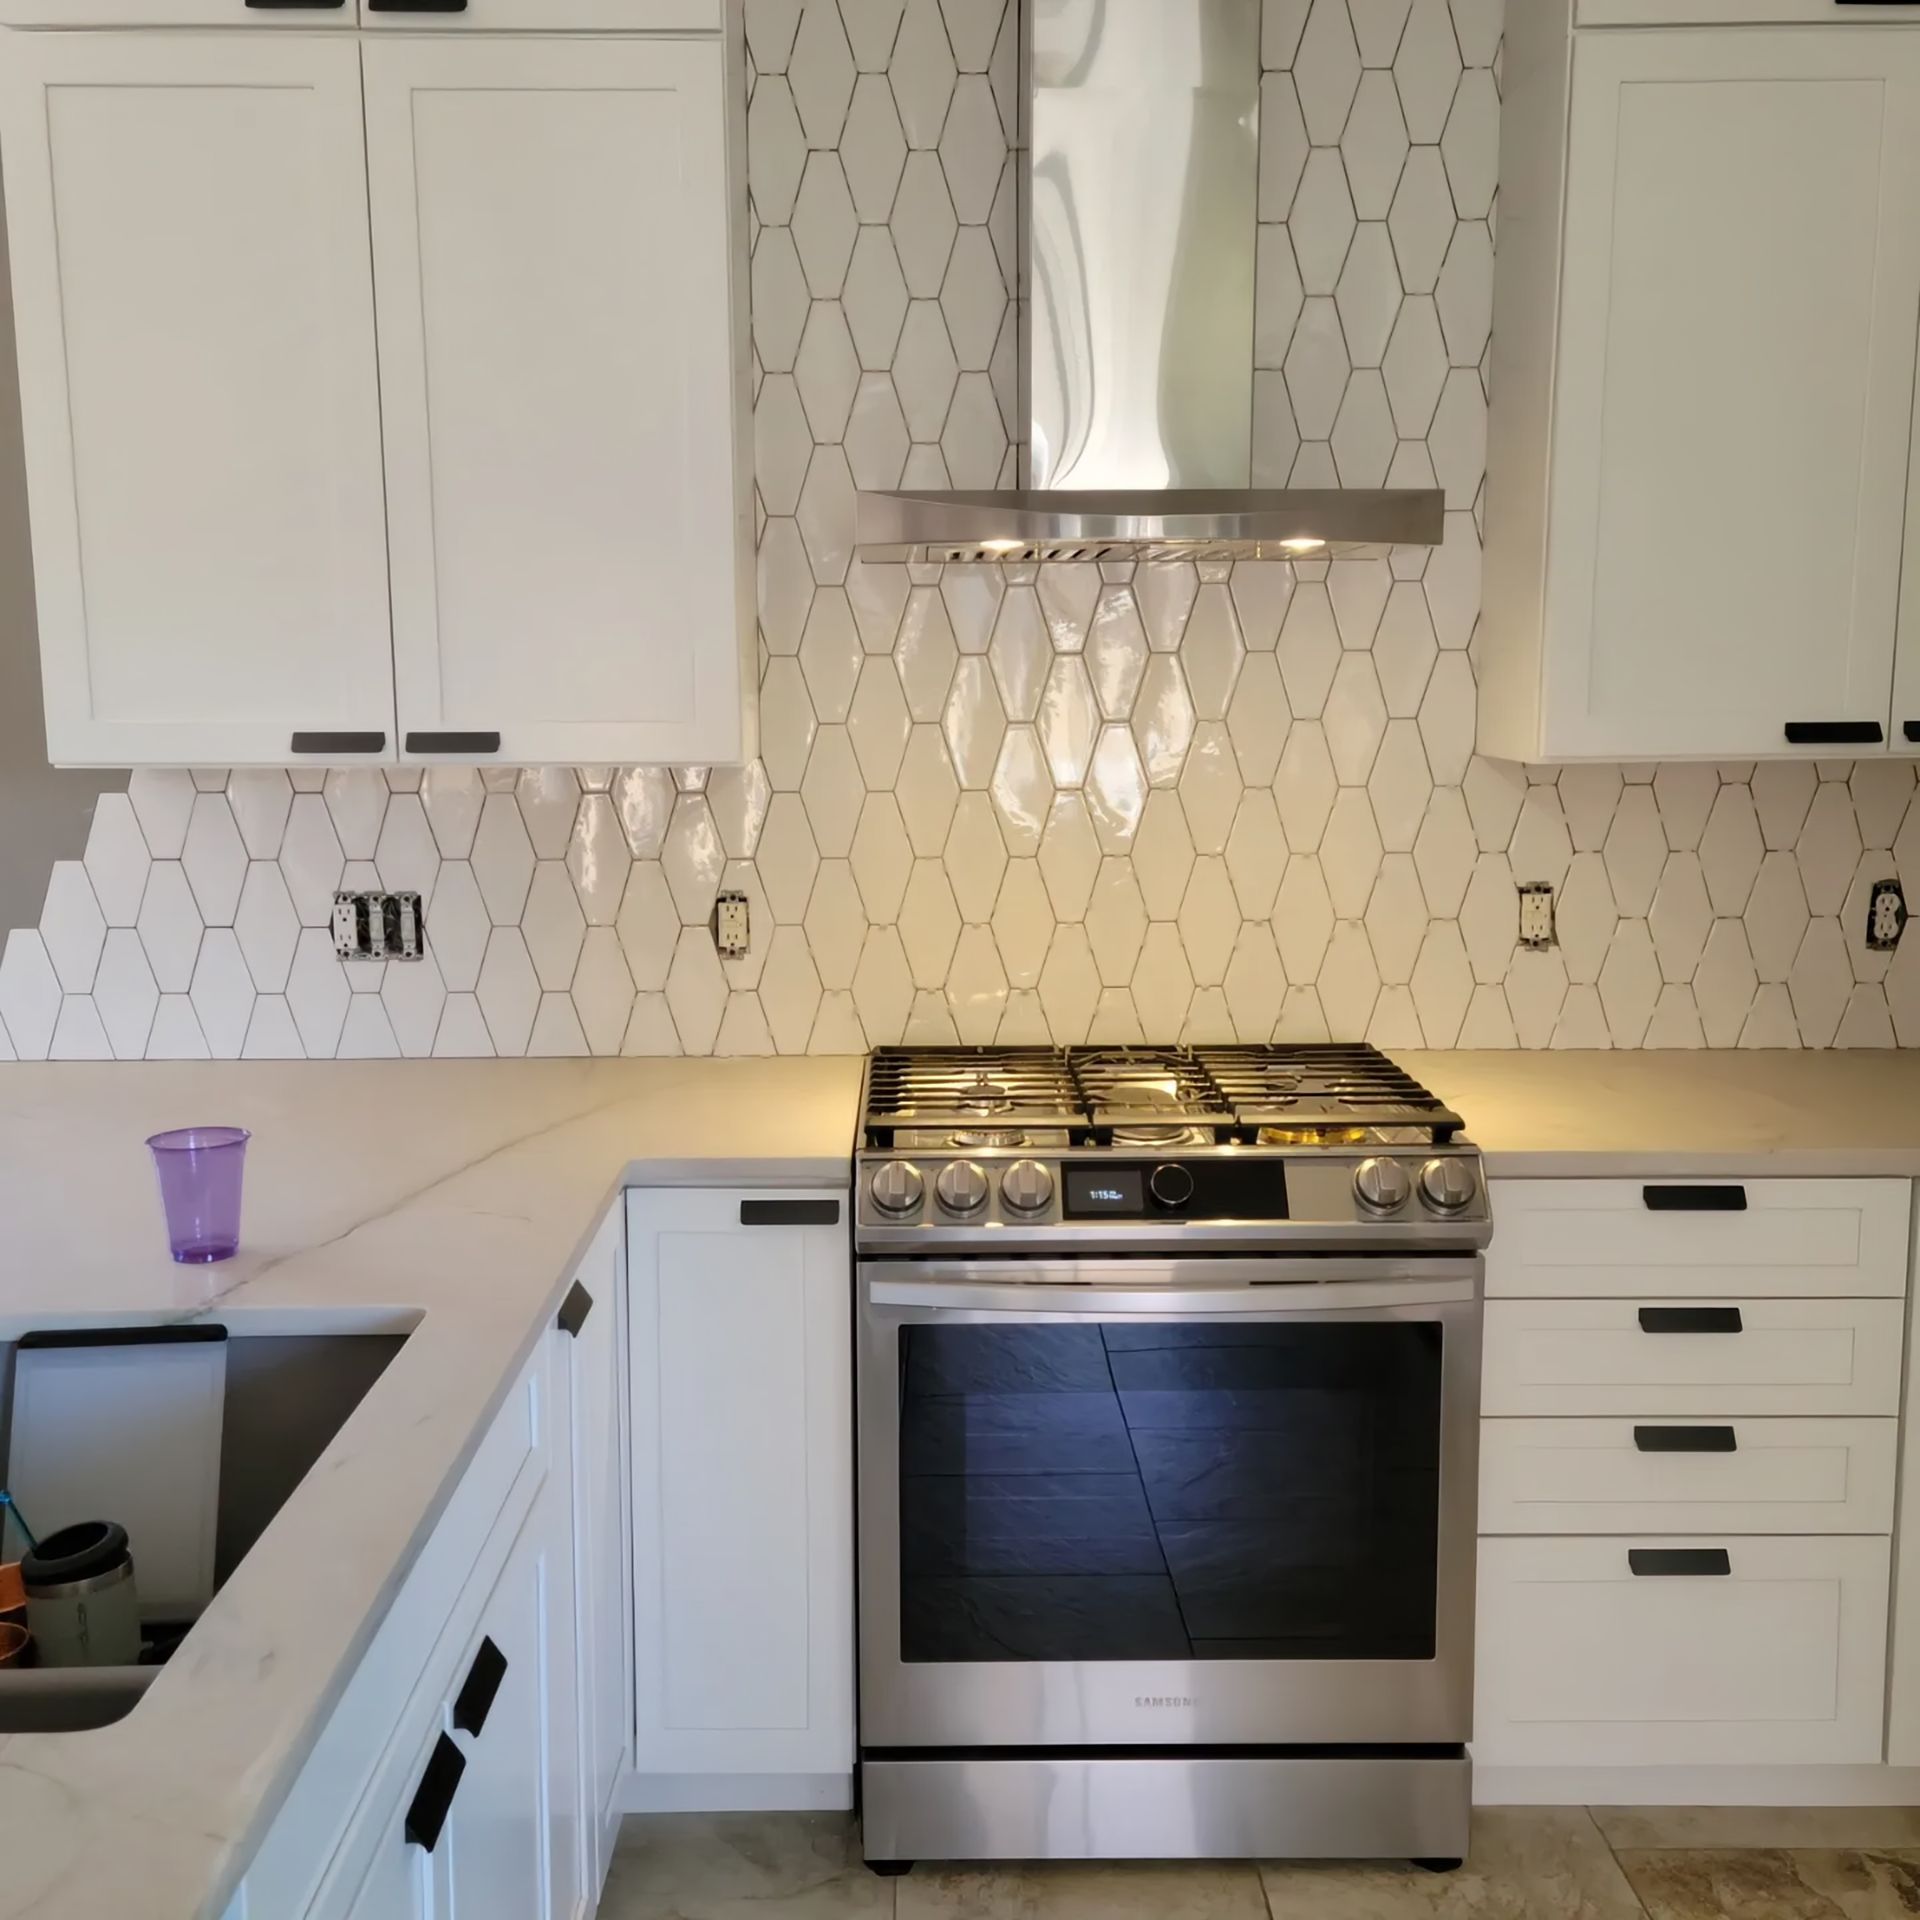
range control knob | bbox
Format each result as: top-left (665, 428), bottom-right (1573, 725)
top-left (1000, 1159), bottom-right (1056, 1215)
top-left (935, 1160), bottom-right (991, 1215)
top-left (869, 1161), bottom-right (925, 1216)
top-left (1148, 1164), bottom-right (1197, 1210)
top-left (1419, 1157), bottom-right (1479, 1214)
top-left (1353, 1156), bottom-right (1412, 1214)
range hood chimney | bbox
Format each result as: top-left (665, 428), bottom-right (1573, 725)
top-left (855, 0), bottom-right (1443, 565)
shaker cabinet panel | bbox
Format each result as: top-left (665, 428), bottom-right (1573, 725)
top-left (626, 1189), bottom-right (854, 1793)
top-left (1542, 31), bottom-right (1920, 759)
top-left (364, 33), bottom-right (751, 768)
top-left (1482, 21), bottom-right (1920, 762)
top-left (0, 31), bottom-right (396, 766)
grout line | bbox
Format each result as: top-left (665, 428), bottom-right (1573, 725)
top-left (1584, 1804), bottom-right (1656, 1919)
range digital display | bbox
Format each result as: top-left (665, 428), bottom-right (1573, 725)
top-left (1064, 1167), bottom-right (1144, 1216)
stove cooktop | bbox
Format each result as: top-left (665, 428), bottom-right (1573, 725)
top-left (861, 1042), bottom-right (1465, 1150)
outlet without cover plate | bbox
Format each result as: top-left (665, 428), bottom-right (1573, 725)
top-left (333, 891), bottom-right (425, 962)
top-left (715, 889), bottom-right (751, 959)
top-left (1868, 878), bottom-right (1908, 952)
top-left (1518, 882), bottom-right (1555, 950)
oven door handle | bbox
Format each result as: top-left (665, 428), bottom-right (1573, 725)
top-left (864, 1270), bottom-right (1481, 1316)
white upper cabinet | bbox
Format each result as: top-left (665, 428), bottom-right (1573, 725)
top-left (0, 4), bottom-right (751, 769)
top-left (1481, 12), bottom-right (1920, 763)
top-left (365, 32), bottom-right (750, 767)
top-left (0, 31), bottom-right (396, 766)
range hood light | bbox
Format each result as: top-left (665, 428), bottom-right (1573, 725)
top-left (1281, 538), bottom-right (1327, 554)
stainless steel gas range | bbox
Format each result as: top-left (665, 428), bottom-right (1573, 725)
top-left (852, 1043), bottom-right (1489, 1873)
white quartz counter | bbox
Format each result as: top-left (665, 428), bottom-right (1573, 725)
top-left (0, 1057), bottom-right (861, 1920)
top-left (1403, 1049), bottom-right (1920, 1177)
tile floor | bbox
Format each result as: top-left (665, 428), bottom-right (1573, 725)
top-left (599, 1807), bottom-right (1920, 1920)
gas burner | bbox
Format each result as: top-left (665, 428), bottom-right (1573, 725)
top-left (1109, 1123), bottom-right (1218, 1150)
top-left (954, 1076), bottom-right (1016, 1117)
top-left (950, 1128), bottom-right (1028, 1149)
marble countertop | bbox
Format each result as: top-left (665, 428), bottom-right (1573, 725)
top-left (1402, 1050), bottom-right (1920, 1177)
top-left (0, 1057), bottom-right (862, 1920)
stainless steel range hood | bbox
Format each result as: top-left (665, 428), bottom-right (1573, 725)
top-left (854, 0), bottom-right (1443, 565)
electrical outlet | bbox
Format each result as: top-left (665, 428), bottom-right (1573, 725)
top-left (1517, 882), bottom-right (1555, 950)
top-left (714, 889), bottom-right (751, 959)
top-left (1867, 878), bottom-right (1908, 953)
top-left (332, 891), bottom-right (425, 962)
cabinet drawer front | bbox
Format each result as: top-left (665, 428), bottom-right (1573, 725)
top-left (1474, 1535), bottom-right (1890, 1766)
top-left (1482, 1297), bottom-right (1906, 1415)
top-left (1479, 1416), bottom-right (1898, 1534)
top-left (1488, 1179), bottom-right (1910, 1298)
top-left (1580, 1), bottom-right (1920, 20)
top-left (361, 0), bottom-right (722, 24)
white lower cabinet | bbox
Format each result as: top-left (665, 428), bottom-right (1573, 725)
top-left (229, 1207), bottom-right (629, 1920)
top-left (625, 1188), bottom-right (854, 1808)
top-left (1475, 1535), bottom-right (1892, 1767)
top-left (1475, 1175), bottom-right (1912, 1786)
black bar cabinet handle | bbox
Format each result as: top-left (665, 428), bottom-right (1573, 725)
top-left (557, 1281), bottom-right (594, 1338)
top-left (405, 731), bottom-right (501, 755)
top-left (1904, 722), bottom-right (1920, 743)
top-left (1643, 1184), bottom-right (1746, 1212)
top-left (451, 1636), bottom-right (508, 1737)
top-left (1634, 1425), bottom-right (1738, 1453)
top-left (291, 731), bottom-right (386, 755)
top-left (1639, 1306), bottom-right (1745, 1334)
top-left (247, 1), bottom-right (347, 7)
top-left (739, 1199), bottom-right (841, 1227)
top-left (404, 1734), bottom-right (466, 1851)
top-left (1784, 721), bottom-right (1884, 745)
top-left (369, 0), bottom-right (469, 9)
top-left (1629, 1548), bottom-right (1732, 1577)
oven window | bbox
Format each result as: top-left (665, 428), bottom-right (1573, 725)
top-left (897, 1323), bottom-right (1442, 1663)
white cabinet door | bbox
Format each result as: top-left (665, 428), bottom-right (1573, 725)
top-left (1475, 1534), bottom-right (1892, 1766)
top-left (565, 1209), bottom-right (631, 1900)
top-left (626, 1189), bottom-right (854, 1800)
top-left (441, 1403), bottom-right (579, 1920)
top-left (362, 33), bottom-right (751, 768)
top-left (1539, 30), bottom-right (1920, 760)
top-left (0, 31), bottom-right (396, 767)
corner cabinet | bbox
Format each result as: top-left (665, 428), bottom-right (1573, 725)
top-left (1480, 4), bottom-right (1920, 763)
top-left (0, 3), bottom-right (754, 770)
top-left (625, 1187), bottom-right (856, 1812)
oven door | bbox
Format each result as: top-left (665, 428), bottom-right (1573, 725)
top-left (858, 1256), bottom-right (1481, 1750)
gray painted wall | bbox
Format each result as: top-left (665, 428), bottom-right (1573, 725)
top-left (0, 189), bottom-right (125, 935)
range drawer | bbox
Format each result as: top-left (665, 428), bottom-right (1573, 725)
top-left (1482, 1296), bottom-right (1905, 1416)
top-left (1487, 1179), bottom-right (1910, 1300)
top-left (1474, 1534), bottom-right (1891, 1767)
top-left (1479, 1416), bottom-right (1898, 1535)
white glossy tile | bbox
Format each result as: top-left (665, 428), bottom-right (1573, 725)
top-left (801, 725), bottom-right (869, 859)
top-left (1342, 70), bottom-right (1409, 221)
top-left (181, 797), bottom-right (247, 928)
top-left (1038, 794), bottom-right (1102, 923)
top-left (1295, 0), bottom-right (1361, 144)
top-left (943, 790), bottom-right (1008, 923)
top-left (190, 928), bottom-right (254, 1060)
top-left (1395, 0), bottom-right (1462, 141)
top-left (128, 768), bottom-right (196, 861)
top-left (38, 861), bottom-right (105, 992)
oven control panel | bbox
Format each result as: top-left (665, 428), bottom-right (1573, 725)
top-left (857, 1149), bottom-right (1488, 1240)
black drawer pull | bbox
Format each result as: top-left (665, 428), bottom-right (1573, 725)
top-left (557, 1281), bottom-right (593, 1338)
top-left (405, 731), bottom-right (501, 755)
top-left (1630, 1547), bottom-right (1732, 1577)
top-left (370, 0), bottom-right (469, 9)
top-left (1643, 1184), bottom-right (1746, 1212)
top-left (739, 1199), bottom-right (841, 1227)
top-left (247, 1), bottom-right (347, 7)
top-left (1904, 722), bottom-right (1920, 743)
top-left (1784, 720), bottom-right (1883, 746)
top-left (1639, 1306), bottom-right (1744, 1334)
top-left (404, 1734), bottom-right (466, 1851)
top-left (1635, 1425), bottom-right (1737, 1453)
top-left (291, 731), bottom-right (385, 755)
top-left (451, 1636), bottom-right (508, 1738)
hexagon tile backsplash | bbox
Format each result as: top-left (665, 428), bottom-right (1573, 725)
top-left (0, 0), bottom-right (1912, 1061)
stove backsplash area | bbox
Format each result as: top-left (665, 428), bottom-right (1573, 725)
top-left (1, 0), bottom-right (1911, 1062)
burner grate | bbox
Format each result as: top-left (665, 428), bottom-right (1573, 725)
top-left (863, 1046), bottom-right (1085, 1132)
top-left (861, 1043), bottom-right (1464, 1144)
top-left (1194, 1043), bottom-right (1464, 1138)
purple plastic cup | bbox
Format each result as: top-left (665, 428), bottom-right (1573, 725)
top-left (146, 1127), bottom-right (251, 1264)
